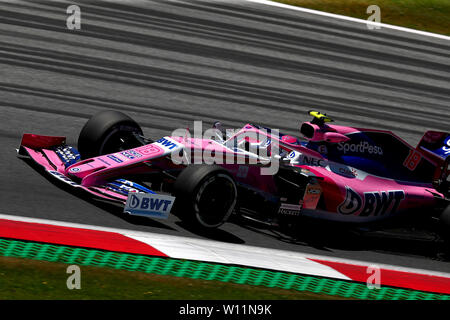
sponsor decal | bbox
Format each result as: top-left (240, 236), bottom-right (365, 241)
top-left (403, 149), bottom-right (422, 171)
top-left (55, 146), bottom-right (80, 167)
top-left (302, 184), bottom-right (322, 209)
top-left (120, 150), bottom-right (142, 160)
top-left (48, 170), bottom-right (80, 187)
top-left (107, 155), bottom-right (123, 163)
top-left (69, 167), bottom-right (80, 172)
top-left (55, 147), bottom-right (78, 160)
top-left (301, 156), bottom-right (326, 167)
top-left (106, 181), bottom-right (142, 195)
top-left (337, 141), bottom-right (383, 155)
top-left (97, 158), bottom-right (111, 166)
top-left (285, 151), bottom-right (301, 164)
top-left (135, 144), bottom-right (162, 155)
top-left (421, 134), bottom-right (450, 159)
top-left (156, 137), bottom-right (179, 150)
top-left (338, 167), bottom-right (356, 177)
top-left (124, 193), bottom-right (175, 219)
top-left (300, 168), bottom-right (313, 175)
top-left (278, 203), bottom-right (302, 216)
top-left (106, 179), bottom-right (155, 195)
top-left (338, 187), bottom-right (405, 216)
top-left (442, 136), bottom-right (450, 156)
top-left (318, 145), bottom-right (328, 155)
top-left (286, 152), bottom-right (327, 167)
top-left (326, 163), bottom-right (369, 180)
top-left (328, 163), bottom-right (358, 178)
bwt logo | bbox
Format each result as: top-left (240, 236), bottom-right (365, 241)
top-left (156, 137), bottom-right (178, 150)
top-left (338, 187), bottom-right (405, 216)
top-left (129, 194), bottom-right (172, 211)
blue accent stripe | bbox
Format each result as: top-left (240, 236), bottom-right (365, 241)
top-left (116, 179), bottom-right (155, 194)
top-left (104, 179), bottom-right (156, 196)
top-left (104, 183), bottom-right (129, 196)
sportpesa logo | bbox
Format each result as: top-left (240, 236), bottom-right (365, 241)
top-left (337, 141), bottom-right (383, 155)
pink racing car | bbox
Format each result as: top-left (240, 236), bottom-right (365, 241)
top-left (18, 110), bottom-right (450, 236)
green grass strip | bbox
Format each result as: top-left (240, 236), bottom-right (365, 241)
top-left (0, 238), bottom-right (448, 300)
top-left (273, 0), bottom-right (450, 36)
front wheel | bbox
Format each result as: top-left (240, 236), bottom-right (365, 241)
top-left (78, 110), bottom-right (143, 159)
top-left (173, 165), bottom-right (237, 229)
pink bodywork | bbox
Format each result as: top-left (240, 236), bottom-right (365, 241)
top-left (66, 144), bottom-right (166, 187)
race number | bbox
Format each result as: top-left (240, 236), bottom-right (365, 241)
top-left (403, 149), bottom-right (422, 171)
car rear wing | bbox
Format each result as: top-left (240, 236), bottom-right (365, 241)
top-left (417, 131), bottom-right (450, 195)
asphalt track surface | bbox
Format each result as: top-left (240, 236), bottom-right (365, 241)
top-left (0, 0), bottom-right (449, 272)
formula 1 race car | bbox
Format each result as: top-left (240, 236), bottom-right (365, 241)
top-left (18, 110), bottom-right (450, 237)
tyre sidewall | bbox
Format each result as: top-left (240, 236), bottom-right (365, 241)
top-left (78, 111), bottom-right (142, 159)
top-left (174, 165), bottom-right (237, 229)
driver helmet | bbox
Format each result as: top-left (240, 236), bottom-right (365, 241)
top-left (281, 135), bottom-right (298, 144)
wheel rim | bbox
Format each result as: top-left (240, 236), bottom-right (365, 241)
top-left (194, 173), bottom-right (237, 228)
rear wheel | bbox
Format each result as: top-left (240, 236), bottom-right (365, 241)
top-left (78, 110), bottom-right (143, 159)
top-left (173, 165), bottom-right (237, 229)
top-left (438, 205), bottom-right (450, 255)
top-left (440, 205), bottom-right (450, 233)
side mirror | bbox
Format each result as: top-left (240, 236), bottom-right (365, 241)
top-left (212, 121), bottom-right (226, 142)
top-left (212, 121), bottom-right (223, 130)
top-left (323, 132), bottom-right (350, 143)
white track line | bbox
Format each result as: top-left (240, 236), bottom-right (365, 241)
top-left (126, 234), bottom-right (350, 279)
top-left (1, 213), bottom-right (450, 279)
top-left (243, 0), bottom-right (450, 41)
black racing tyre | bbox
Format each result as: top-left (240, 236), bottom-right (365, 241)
top-left (173, 165), bottom-right (237, 229)
top-left (438, 205), bottom-right (450, 249)
top-left (440, 205), bottom-right (450, 230)
top-left (78, 110), bottom-right (143, 159)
